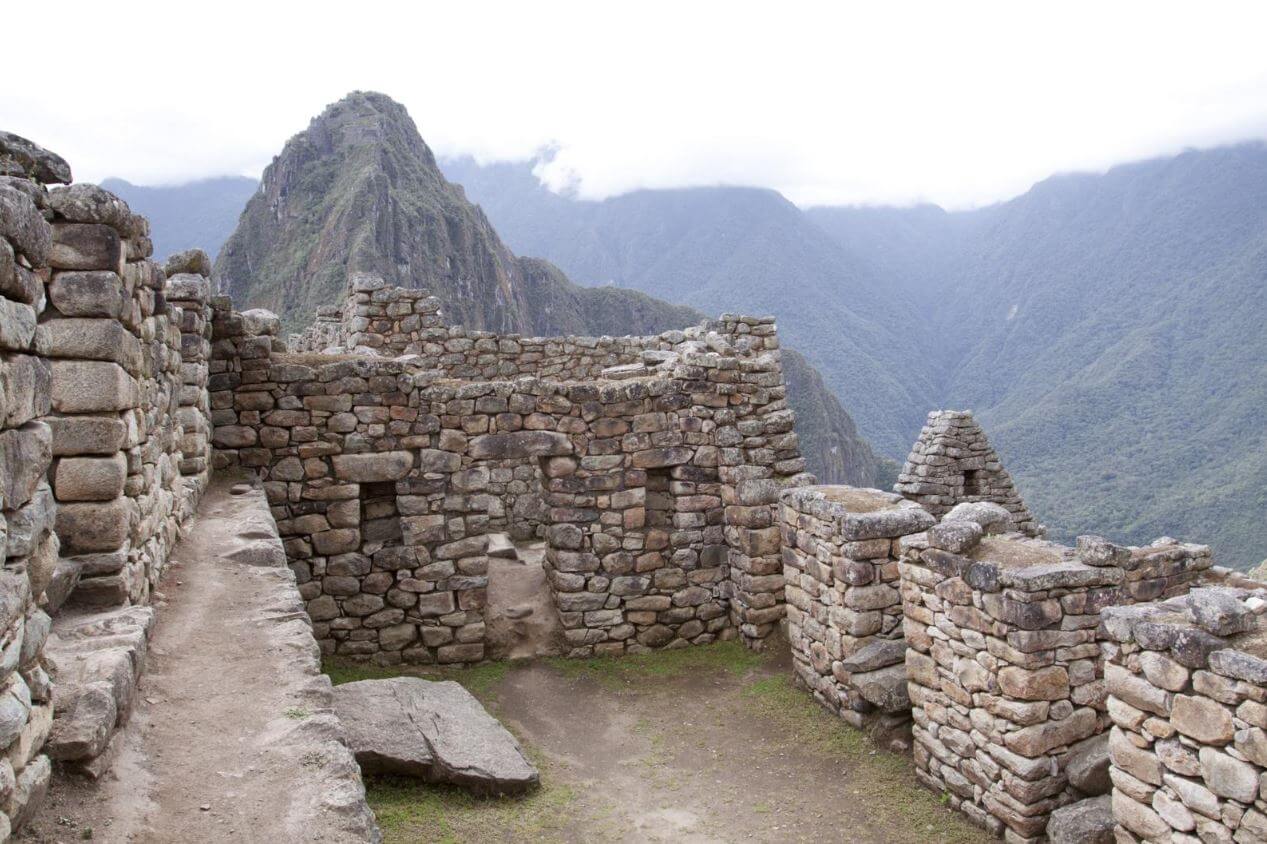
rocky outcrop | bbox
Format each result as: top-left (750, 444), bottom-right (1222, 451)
top-left (333, 677), bottom-right (538, 795)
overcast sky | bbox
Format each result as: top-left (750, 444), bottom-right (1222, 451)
top-left (5, 0), bottom-right (1267, 208)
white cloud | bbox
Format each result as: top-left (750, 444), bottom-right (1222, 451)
top-left (4, 0), bottom-right (1267, 208)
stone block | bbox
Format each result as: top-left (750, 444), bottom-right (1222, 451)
top-left (0, 422), bottom-right (52, 509)
top-left (35, 318), bottom-right (141, 370)
top-left (331, 451), bottom-right (414, 482)
top-left (50, 361), bottom-right (139, 412)
top-left (49, 223), bottom-right (122, 272)
top-left (54, 454), bottom-right (127, 502)
top-left (55, 498), bottom-right (130, 554)
top-left (46, 415), bottom-right (127, 456)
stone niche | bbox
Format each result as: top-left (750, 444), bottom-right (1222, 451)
top-left (780, 485), bottom-right (933, 730)
top-left (899, 521), bottom-right (1212, 842)
top-left (1101, 586), bottom-right (1267, 843)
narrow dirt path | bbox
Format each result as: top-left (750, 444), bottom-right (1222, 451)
top-left (24, 479), bottom-right (376, 843)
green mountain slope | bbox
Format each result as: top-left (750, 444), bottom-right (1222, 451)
top-left (442, 158), bottom-right (938, 457)
top-left (209, 92), bottom-right (877, 486)
top-left (101, 176), bottom-right (258, 261)
top-left (448, 147), bottom-right (1267, 568)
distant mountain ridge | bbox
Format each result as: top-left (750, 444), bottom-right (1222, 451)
top-left (444, 145), bottom-right (1267, 568)
top-left (102, 176), bottom-right (258, 262)
top-left (209, 91), bottom-right (878, 486)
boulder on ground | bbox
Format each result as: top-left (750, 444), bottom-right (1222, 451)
top-left (333, 677), bottom-right (538, 795)
top-left (1047, 795), bottom-right (1113, 844)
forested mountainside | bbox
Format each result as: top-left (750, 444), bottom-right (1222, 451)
top-left (445, 146), bottom-right (1267, 568)
top-left (441, 159), bottom-right (935, 458)
top-left (102, 176), bottom-right (257, 261)
top-left (205, 92), bottom-right (876, 486)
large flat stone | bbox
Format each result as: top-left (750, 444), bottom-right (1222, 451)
top-left (333, 677), bottom-right (538, 795)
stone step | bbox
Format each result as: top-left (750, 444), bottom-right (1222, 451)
top-left (44, 606), bottom-right (154, 776)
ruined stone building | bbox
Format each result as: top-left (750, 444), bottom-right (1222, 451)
top-left (4, 129), bottom-right (1267, 844)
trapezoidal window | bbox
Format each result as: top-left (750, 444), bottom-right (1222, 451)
top-left (360, 481), bottom-right (402, 551)
top-left (962, 469), bottom-right (985, 497)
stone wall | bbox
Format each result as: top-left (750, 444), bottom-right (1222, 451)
top-left (895, 410), bottom-right (1041, 536)
top-left (899, 522), bottom-right (1212, 841)
top-left (780, 485), bottom-right (933, 731)
top-left (222, 283), bottom-right (805, 664)
top-left (1101, 586), bottom-right (1267, 842)
top-left (220, 283), bottom-right (810, 664)
top-left (0, 132), bottom-right (218, 833)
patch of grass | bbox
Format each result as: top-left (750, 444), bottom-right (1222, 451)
top-left (367, 757), bottom-right (586, 843)
top-left (741, 674), bottom-right (982, 844)
top-left (322, 659), bottom-right (511, 703)
top-left (283, 706), bottom-right (310, 719)
top-left (543, 640), bottom-right (764, 690)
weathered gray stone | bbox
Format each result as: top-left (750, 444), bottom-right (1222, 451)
top-left (0, 131), bottom-right (71, 184)
top-left (50, 360), bottom-right (139, 412)
top-left (1047, 795), bottom-right (1113, 844)
top-left (46, 415), bottom-right (127, 456)
top-left (944, 501), bottom-right (1014, 534)
top-left (240, 308), bottom-right (281, 336)
top-left (35, 318), bottom-right (141, 369)
top-left (840, 638), bottom-right (907, 673)
top-left (53, 453), bottom-right (128, 502)
top-left (333, 677), bottom-right (538, 794)
top-left (48, 270), bottom-right (125, 318)
top-left (0, 422), bottom-right (52, 509)
top-left (1186, 588), bottom-right (1255, 636)
top-left (468, 431), bottom-right (572, 460)
top-left (927, 519), bottom-right (982, 554)
top-left (0, 298), bottom-right (36, 352)
top-left (1066, 733), bottom-right (1111, 796)
top-left (0, 354), bottom-right (51, 428)
top-left (0, 185), bottom-right (51, 265)
top-left (852, 663), bottom-right (911, 712)
top-left (331, 451), bottom-right (414, 482)
top-left (49, 223), bottom-right (122, 272)
top-left (1199, 746), bottom-right (1258, 803)
top-left (163, 249), bottom-right (211, 278)
top-left (55, 498), bottom-right (130, 554)
top-left (47, 184), bottom-right (139, 233)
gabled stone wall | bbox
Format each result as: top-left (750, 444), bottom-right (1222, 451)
top-left (896, 410), bottom-right (1041, 536)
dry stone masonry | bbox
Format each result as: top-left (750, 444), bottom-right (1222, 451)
top-left (1101, 586), bottom-right (1267, 843)
top-left (8, 126), bottom-right (1267, 844)
top-left (899, 525), bottom-right (1214, 841)
top-left (896, 410), bottom-right (1042, 536)
top-left (0, 131), bottom-right (271, 837)
top-left (221, 273), bottom-right (811, 664)
top-left (781, 485), bottom-right (933, 731)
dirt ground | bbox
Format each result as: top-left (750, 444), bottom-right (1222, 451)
top-left (348, 645), bottom-right (987, 844)
top-left (23, 480), bottom-right (374, 844)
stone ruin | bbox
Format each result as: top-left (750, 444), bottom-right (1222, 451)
top-left (896, 409), bottom-right (1042, 536)
top-left (3, 127), bottom-right (1267, 843)
top-left (235, 272), bottom-right (811, 662)
top-left (0, 132), bottom-right (214, 833)
top-left (782, 421), bottom-right (1267, 841)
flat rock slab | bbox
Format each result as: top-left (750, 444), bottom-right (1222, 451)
top-left (46, 606), bottom-right (154, 768)
top-left (334, 677), bottom-right (538, 795)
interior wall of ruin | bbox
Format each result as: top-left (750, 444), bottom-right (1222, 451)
top-left (220, 288), bottom-right (809, 664)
